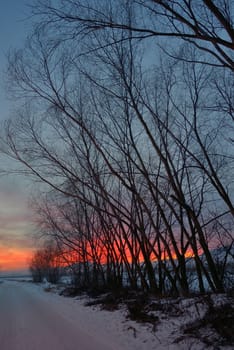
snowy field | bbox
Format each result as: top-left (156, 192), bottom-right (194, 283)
top-left (0, 279), bottom-right (233, 350)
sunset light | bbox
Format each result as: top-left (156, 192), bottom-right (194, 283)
top-left (0, 1), bottom-right (233, 349)
top-left (0, 247), bottom-right (32, 272)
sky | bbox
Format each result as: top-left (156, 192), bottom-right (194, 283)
top-left (0, 1), bottom-right (36, 274)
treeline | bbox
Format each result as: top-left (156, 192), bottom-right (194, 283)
top-left (3, 0), bottom-right (234, 295)
top-left (30, 243), bottom-right (62, 284)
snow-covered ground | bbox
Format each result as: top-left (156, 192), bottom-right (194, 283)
top-left (0, 279), bottom-right (233, 350)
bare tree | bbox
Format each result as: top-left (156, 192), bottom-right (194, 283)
top-left (1, 0), bottom-right (233, 296)
top-left (29, 242), bottom-right (63, 284)
top-left (31, 0), bottom-right (234, 70)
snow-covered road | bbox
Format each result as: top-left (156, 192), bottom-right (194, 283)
top-left (2, 280), bottom-right (230, 350)
top-left (0, 280), bottom-right (118, 350)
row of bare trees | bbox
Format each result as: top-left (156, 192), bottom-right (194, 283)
top-left (29, 243), bottom-right (62, 283)
top-left (2, 0), bottom-right (234, 295)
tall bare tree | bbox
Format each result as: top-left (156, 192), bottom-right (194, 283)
top-left (1, 0), bottom-right (233, 295)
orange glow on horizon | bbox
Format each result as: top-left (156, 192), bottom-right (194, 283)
top-left (61, 241), bottom-right (197, 268)
top-left (0, 247), bottom-right (33, 272)
top-left (0, 236), bottom-right (199, 273)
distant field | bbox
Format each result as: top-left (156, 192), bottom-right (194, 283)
top-left (0, 275), bottom-right (31, 281)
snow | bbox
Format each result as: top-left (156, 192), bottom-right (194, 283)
top-left (0, 279), bottom-right (233, 350)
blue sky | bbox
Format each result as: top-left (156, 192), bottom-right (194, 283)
top-left (0, 1), bottom-right (35, 273)
top-left (0, 0), bottom-right (31, 119)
